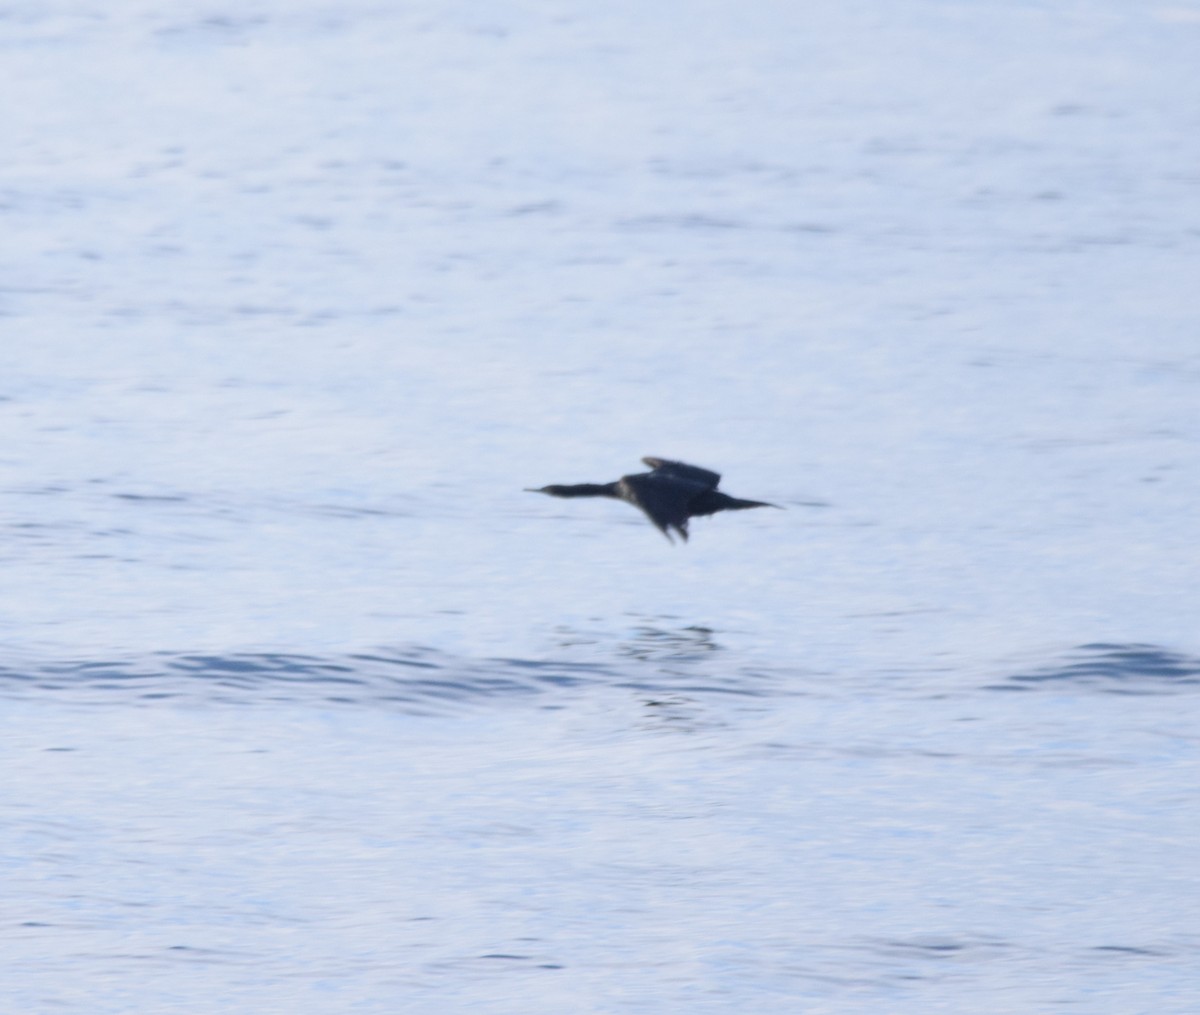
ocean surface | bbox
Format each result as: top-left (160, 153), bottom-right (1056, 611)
top-left (3, 1), bottom-right (1199, 1012)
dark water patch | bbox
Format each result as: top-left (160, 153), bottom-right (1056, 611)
top-left (784, 222), bottom-right (836, 234)
top-left (1090, 944), bottom-right (1170, 957)
top-left (306, 502), bottom-right (413, 519)
top-left (506, 200), bottom-right (563, 217)
top-left (987, 643), bottom-right (1200, 695)
top-left (613, 680), bottom-right (760, 698)
top-left (877, 939), bottom-right (966, 956)
top-left (617, 213), bottom-right (745, 232)
top-left (111, 492), bottom-right (190, 504)
top-left (11, 483), bottom-right (73, 496)
top-left (863, 934), bottom-right (1014, 969)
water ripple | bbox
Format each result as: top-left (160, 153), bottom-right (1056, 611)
top-left (0, 642), bottom-right (790, 713)
top-left (988, 643), bottom-right (1200, 695)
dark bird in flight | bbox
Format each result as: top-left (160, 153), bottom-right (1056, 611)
top-left (526, 456), bottom-right (780, 543)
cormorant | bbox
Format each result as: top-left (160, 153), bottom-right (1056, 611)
top-left (526, 456), bottom-right (780, 543)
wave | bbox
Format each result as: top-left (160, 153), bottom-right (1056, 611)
top-left (0, 647), bottom-right (621, 712)
top-left (5, 637), bottom-right (1196, 712)
top-left (987, 643), bottom-right (1200, 695)
top-left (0, 624), bottom-right (793, 713)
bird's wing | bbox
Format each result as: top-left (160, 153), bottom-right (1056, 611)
top-left (641, 457), bottom-right (721, 490)
top-left (619, 473), bottom-right (707, 540)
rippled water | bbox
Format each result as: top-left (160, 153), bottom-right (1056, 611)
top-left (5, 638), bottom-right (1198, 1013)
top-left (3, 0), bottom-right (1199, 1012)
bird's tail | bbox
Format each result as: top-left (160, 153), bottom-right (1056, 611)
top-left (726, 497), bottom-right (780, 511)
top-left (694, 492), bottom-right (780, 515)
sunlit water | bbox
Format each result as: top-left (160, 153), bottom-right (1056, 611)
top-left (2, 1), bottom-right (1199, 1012)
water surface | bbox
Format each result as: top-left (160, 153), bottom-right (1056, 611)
top-left (2, 0), bottom-right (1198, 1011)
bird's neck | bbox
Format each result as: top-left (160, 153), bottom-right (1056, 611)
top-left (549, 482), bottom-right (620, 498)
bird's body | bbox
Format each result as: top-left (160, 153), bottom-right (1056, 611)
top-left (526, 456), bottom-right (779, 542)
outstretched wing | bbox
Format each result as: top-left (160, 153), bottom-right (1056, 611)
top-left (641, 457), bottom-right (721, 490)
top-left (619, 472), bottom-right (708, 542)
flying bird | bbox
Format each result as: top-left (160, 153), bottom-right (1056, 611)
top-left (526, 456), bottom-right (780, 542)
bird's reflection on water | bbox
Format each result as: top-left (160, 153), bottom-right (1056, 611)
top-left (618, 621), bottom-right (722, 663)
top-left (548, 616), bottom-right (780, 733)
top-left (551, 615), bottom-right (722, 661)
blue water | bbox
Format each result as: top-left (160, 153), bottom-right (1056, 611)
top-left (3, 1), bottom-right (1199, 1011)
